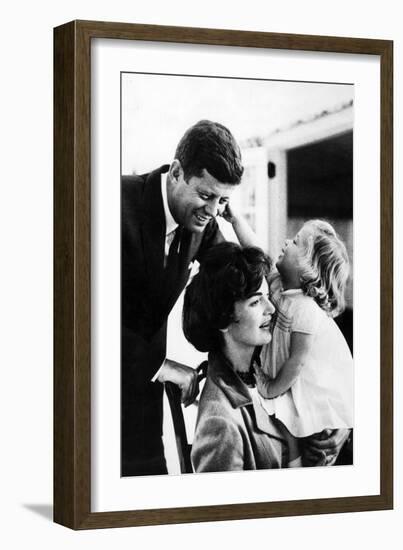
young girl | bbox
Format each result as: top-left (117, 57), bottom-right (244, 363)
top-left (230, 216), bottom-right (353, 465)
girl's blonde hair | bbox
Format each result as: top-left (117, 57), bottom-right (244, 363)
top-left (298, 220), bottom-right (350, 318)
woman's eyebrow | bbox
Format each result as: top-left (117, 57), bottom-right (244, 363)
top-left (246, 291), bottom-right (262, 299)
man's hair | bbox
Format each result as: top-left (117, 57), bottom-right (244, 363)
top-left (174, 120), bottom-right (244, 184)
top-left (183, 242), bottom-right (271, 352)
top-left (298, 219), bottom-right (350, 318)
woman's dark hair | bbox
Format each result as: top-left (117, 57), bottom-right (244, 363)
top-left (183, 242), bottom-right (271, 352)
top-left (174, 120), bottom-right (244, 184)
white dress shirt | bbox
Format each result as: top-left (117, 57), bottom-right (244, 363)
top-left (152, 171), bottom-right (178, 381)
top-left (161, 172), bottom-right (178, 263)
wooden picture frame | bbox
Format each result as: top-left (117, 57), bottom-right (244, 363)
top-left (54, 20), bottom-right (393, 529)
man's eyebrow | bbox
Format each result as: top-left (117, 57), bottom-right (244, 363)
top-left (197, 186), bottom-right (230, 199)
top-left (197, 186), bottom-right (213, 195)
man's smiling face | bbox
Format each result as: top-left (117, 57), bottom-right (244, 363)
top-left (168, 161), bottom-right (236, 234)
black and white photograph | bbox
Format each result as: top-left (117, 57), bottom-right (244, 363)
top-left (120, 72), bottom-right (354, 477)
top-left (2, 0), bottom-right (398, 542)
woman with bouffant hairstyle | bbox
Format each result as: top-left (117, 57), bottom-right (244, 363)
top-left (183, 242), bottom-right (302, 472)
top-left (183, 242), bottom-right (271, 352)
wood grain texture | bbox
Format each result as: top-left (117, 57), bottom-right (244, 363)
top-left (72, 19), bottom-right (391, 54)
top-left (54, 20), bottom-right (393, 530)
top-left (380, 40), bottom-right (393, 507)
top-left (54, 21), bottom-right (77, 528)
top-left (54, 20), bottom-right (92, 529)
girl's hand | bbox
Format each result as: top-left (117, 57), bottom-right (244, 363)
top-left (221, 205), bottom-right (261, 248)
top-left (220, 203), bottom-right (239, 224)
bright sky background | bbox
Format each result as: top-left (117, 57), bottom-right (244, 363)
top-left (121, 72), bottom-right (353, 175)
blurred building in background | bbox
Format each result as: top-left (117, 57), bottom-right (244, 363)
top-left (238, 99), bottom-right (353, 351)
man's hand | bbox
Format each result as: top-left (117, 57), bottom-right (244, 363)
top-left (303, 429), bottom-right (351, 466)
top-left (157, 359), bottom-right (199, 407)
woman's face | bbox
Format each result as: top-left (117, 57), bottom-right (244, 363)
top-left (224, 278), bottom-right (275, 349)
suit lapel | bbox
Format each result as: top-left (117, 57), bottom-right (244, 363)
top-left (209, 352), bottom-right (287, 440)
top-left (162, 229), bottom-right (197, 314)
top-left (139, 166), bottom-right (198, 315)
top-left (140, 167), bottom-right (167, 293)
top-left (138, 165), bottom-right (209, 317)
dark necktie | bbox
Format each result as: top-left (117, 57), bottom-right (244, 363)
top-left (164, 227), bottom-right (183, 286)
top-left (162, 227), bottom-right (183, 309)
top-left (166, 227), bottom-right (182, 268)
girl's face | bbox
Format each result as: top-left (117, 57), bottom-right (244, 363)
top-left (276, 226), bottom-right (311, 282)
top-left (223, 278), bottom-right (275, 350)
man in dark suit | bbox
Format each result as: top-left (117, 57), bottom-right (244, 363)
top-left (121, 120), bottom-right (244, 476)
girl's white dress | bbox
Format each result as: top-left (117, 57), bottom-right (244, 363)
top-left (259, 273), bottom-right (353, 438)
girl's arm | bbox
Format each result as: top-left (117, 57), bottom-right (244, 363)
top-left (255, 332), bottom-right (313, 399)
top-left (221, 204), bottom-right (261, 248)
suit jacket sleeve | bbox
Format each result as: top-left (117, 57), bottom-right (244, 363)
top-left (121, 171), bottom-right (168, 387)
